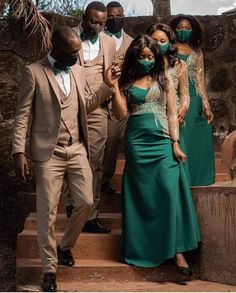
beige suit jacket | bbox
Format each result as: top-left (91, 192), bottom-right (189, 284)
top-left (122, 32), bottom-right (133, 55)
top-left (12, 57), bottom-right (114, 161)
top-left (73, 25), bottom-right (116, 73)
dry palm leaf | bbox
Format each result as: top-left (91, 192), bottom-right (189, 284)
top-left (0, 0), bottom-right (51, 60)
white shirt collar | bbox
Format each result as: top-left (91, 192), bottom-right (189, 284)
top-left (47, 53), bottom-right (57, 68)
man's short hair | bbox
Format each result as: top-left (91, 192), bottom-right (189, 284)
top-left (107, 1), bottom-right (123, 8)
top-left (52, 26), bottom-right (78, 48)
top-left (85, 1), bottom-right (107, 14)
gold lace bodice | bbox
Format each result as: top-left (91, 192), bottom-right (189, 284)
top-left (129, 76), bottom-right (179, 141)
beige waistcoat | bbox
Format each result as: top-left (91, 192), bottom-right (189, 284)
top-left (57, 74), bottom-right (80, 145)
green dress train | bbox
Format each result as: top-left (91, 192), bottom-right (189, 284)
top-left (122, 82), bottom-right (201, 267)
top-left (177, 51), bottom-right (215, 186)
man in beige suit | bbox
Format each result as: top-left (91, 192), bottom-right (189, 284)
top-left (12, 26), bottom-right (119, 291)
top-left (67, 1), bottom-right (117, 233)
top-left (101, 1), bottom-right (133, 194)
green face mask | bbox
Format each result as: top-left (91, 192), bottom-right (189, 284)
top-left (175, 30), bottom-right (192, 43)
top-left (159, 42), bottom-right (170, 54)
top-left (137, 60), bottom-right (155, 75)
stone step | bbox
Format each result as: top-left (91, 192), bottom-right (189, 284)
top-left (23, 191), bottom-right (122, 214)
top-left (17, 279), bottom-right (236, 292)
top-left (17, 230), bottom-right (122, 260)
top-left (215, 157), bottom-right (221, 171)
top-left (24, 213), bottom-right (122, 231)
top-left (215, 173), bottom-right (231, 182)
top-left (17, 258), bottom-right (190, 284)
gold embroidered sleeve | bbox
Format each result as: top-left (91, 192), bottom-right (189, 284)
top-left (178, 60), bottom-right (190, 109)
top-left (195, 50), bottom-right (211, 111)
top-left (166, 75), bottom-right (179, 141)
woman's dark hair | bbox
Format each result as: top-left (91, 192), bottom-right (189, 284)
top-left (146, 23), bottom-right (179, 67)
top-left (119, 34), bottom-right (167, 99)
top-left (168, 14), bottom-right (202, 49)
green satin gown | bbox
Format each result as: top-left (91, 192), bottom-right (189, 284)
top-left (177, 53), bottom-right (215, 186)
top-left (122, 84), bottom-right (201, 267)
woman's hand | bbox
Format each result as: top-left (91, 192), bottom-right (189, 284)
top-left (178, 106), bottom-right (188, 125)
top-left (172, 142), bottom-right (186, 164)
top-left (204, 109), bottom-right (214, 124)
top-left (105, 61), bottom-right (121, 88)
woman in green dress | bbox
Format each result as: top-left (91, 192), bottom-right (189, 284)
top-left (147, 23), bottom-right (191, 182)
top-left (169, 15), bottom-right (215, 186)
top-left (112, 34), bottom-right (200, 275)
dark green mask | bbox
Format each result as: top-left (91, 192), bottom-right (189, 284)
top-left (159, 42), bottom-right (170, 54)
top-left (175, 30), bottom-right (192, 43)
top-left (137, 60), bottom-right (155, 75)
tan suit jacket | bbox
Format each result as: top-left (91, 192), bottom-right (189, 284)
top-left (120, 31), bottom-right (133, 56)
top-left (73, 26), bottom-right (116, 74)
top-left (12, 57), bottom-right (114, 161)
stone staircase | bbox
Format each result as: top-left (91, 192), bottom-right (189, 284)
top-left (17, 192), bottom-right (187, 288)
top-left (17, 151), bottom-right (232, 291)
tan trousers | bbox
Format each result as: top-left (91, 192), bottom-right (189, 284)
top-left (87, 107), bottom-right (108, 220)
top-left (102, 112), bottom-right (127, 185)
top-left (34, 141), bottom-right (93, 273)
top-left (63, 107), bottom-right (108, 220)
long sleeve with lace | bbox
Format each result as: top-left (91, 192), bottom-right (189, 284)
top-left (166, 75), bottom-right (179, 141)
top-left (185, 50), bottom-right (211, 111)
top-left (195, 50), bottom-right (211, 111)
top-left (177, 60), bottom-right (190, 109)
top-left (167, 60), bottom-right (190, 110)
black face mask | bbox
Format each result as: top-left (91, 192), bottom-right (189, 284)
top-left (106, 17), bottom-right (124, 33)
top-left (57, 52), bottom-right (78, 67)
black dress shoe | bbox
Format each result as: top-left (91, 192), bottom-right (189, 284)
top-left (177, 265), bottom-right (193, 276)
top-left (66, 204), bottom-right (74, 218)
top-left (57, 245), bottom-right (75, 267)
top-left (41, 273), bottom-right (57, 292)
top-left (174, 255), bottom-right (193, 277)
top-left (82, 218), bottom-right (111, 233)
top-left (100, 182), bottom-right (116, 194)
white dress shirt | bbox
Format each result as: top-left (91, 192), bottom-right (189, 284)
top-left (112, 29), bottom-right (124, 51)
top-left (82, 37), bottom-right (100, 62)
top-left (47, 54), bottom-right (71, 97)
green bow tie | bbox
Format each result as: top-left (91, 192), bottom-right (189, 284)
top-left (106, 30), bottom-right (122, 39)
top-left (80, 32), bottom-right (99, 44)
top-left (53, 62), bottom-right (70, 75)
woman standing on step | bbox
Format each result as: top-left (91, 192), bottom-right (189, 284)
top-left (112, 34), bottom-right (201, 275)
top-left (169, 14), bottom-right (215, 186)
top-left (146, 22), bottom-right (191, 182)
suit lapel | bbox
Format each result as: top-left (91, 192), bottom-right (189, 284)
top-left (41, 57), bottom-right (61, 104)
top-left (70, 64), bottom-right (89, 152)
top-left (70, 65), bottom-right (86, 105)
top-left (99, 32), bottom-right (109, 72)
top-left (123, 32), bottom-right (131, 52)
top-left (78, 49), bottom-right (84, 67)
